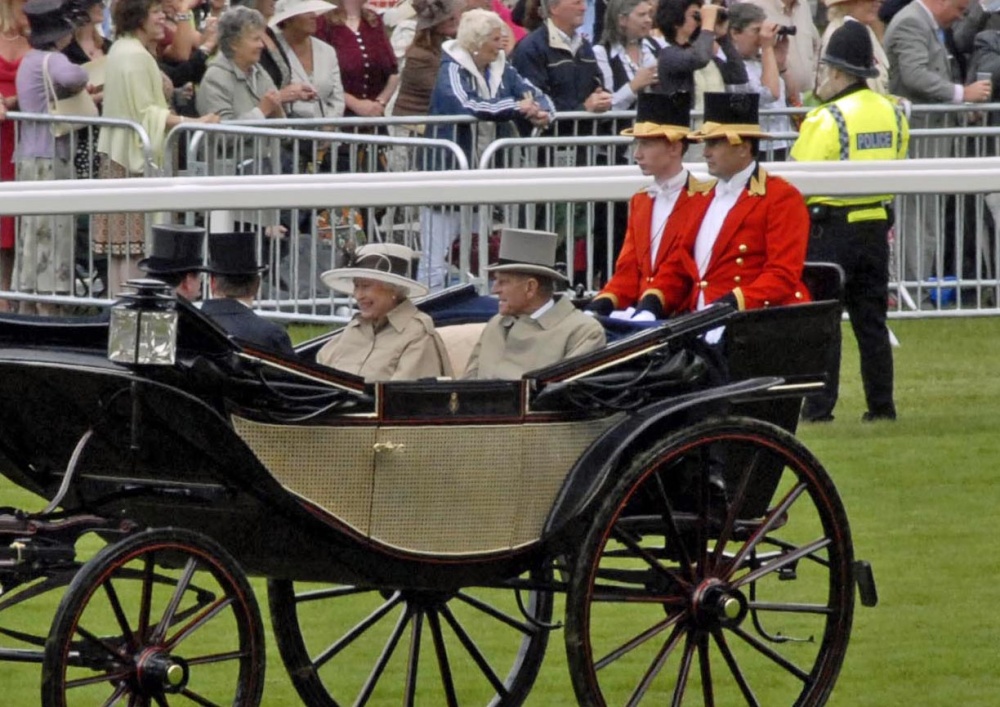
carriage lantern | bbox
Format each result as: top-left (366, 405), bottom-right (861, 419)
top-left (108, 279), bottom-right (179, 366)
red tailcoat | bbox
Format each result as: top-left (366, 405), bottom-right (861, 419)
top-left (593, 173), bottom-right (715, 310)
top-left (653, 166), bottom-right (812, 314)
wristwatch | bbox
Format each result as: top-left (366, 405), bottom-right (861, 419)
top-left (174, 11), bottom-right (192, 21)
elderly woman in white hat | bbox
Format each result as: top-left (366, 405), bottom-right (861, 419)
top-left (815, 0), bottom-right (889, 95)
top-left (270, 0), bottom-right (345, 118)
top-left (317, 244), bottom-right (453, 381)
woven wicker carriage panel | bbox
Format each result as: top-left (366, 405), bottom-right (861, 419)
top-left (511, 415), bottom-right (622, 547)
top-left (231, 416), bottom-right (375, 535)
top-left (369, 426), bottom-right (520, 554)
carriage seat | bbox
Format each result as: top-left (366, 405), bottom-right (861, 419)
top-left (436, 322), bottom-right (487, 375)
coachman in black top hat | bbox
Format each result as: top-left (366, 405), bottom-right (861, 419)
top-left (200, 232), bottom-right (295, 356)
top-left (138, 225), bottom-right (206, 301)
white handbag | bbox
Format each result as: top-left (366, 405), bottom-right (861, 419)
top-left (42, 53), bottom-right (98, 138)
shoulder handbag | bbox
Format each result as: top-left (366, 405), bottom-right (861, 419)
top-left (42, 52), bottom-right (98, 138)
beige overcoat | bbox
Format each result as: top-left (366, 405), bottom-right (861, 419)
top-left (464, 297), bottom-right (606, 380)
top-left (317, 299), bottom-right (452, 382)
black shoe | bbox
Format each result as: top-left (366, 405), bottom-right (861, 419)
top-left (861, 410), bottom-right (897, 422)
top-left (801, 413), bottom-right (835, 423)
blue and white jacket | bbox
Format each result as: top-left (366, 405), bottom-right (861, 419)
top-left (427, 40), bottom-right (555, 169)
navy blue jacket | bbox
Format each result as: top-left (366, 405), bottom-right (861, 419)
top-left (201, 298), bottom-right (295, 357)
top-left (510, 21), bottom-right (604, 114)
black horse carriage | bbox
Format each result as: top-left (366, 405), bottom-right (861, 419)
top-left (0, 268), bottom-right (875, 707)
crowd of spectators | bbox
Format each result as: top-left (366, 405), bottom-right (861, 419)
top-left (0, 0), bottom-right (998, 310)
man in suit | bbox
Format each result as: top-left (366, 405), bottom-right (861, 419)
top-left (884, 0), bottom-right (991, 282)
top-left (464, 229), bottom-right (606, 379)
top-left (651, 92), bottom-right (811, 318)
top-left (588, 92), bottom-right (715, 321)
top-left (137, 225), bottom-right (206, 301)
top-left (201, 232), bottom-right (295, 356)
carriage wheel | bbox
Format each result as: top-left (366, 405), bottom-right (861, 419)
top-left (268, 570), bottom-right (553, 707)
top-left (565, 417), bottom-right (855, 707)
top-left (41, 528), bottom-right (265, 707)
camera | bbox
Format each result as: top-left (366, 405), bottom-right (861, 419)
top-left (776, 25), bottom-right (798, 37)
top-left (692, 6), bottom-right (729, 25)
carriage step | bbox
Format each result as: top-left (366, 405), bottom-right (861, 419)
top-left (853, 560), bottom-right (878, 607)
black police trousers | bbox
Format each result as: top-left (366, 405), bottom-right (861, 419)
top-left (802, 210), bottom-right (896, 419)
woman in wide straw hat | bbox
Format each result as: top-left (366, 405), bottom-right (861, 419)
top-left (317, 244), bottom-right (453, 381)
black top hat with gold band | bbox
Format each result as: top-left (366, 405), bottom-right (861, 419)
top-left (689, 92), bottom-right (770, 144)
top-left (620, 92), bottom-right (693, 141)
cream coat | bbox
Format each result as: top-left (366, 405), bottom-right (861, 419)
top-left (317, 299), bottom-right (452, 382)
top-left (464, 297), bottom-right (606, 380)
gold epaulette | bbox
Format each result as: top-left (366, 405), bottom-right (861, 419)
top-left (748, 166), bottom-right (768, 197)
top-left (687, 174), bottom-right (716, 196)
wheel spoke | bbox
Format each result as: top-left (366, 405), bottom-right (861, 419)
top-left (729, 625), bottom-right (810, 682)
top-left (403, 608), bottom-right (423, 707)
top-left (138, 553), bottom-right (155, 642)
top-left (710, 448), bottom-right (762, 573)
top-left (100, 682), bottom-right (130, 707)
top-left (650, 473), bottom-right (695, 583)
top-left (595, 611), bottom-right (686, 671)
top-left (609, 525), bottom-right (688, 591)
top-left (152, 557), bottom-right (198, 644)
top-left (164, 596), bottom-right (235, 651)
top-left (723, 483), bottom-right (807, 579)
top-left (354, 605), bottom-right (412, 707)
top-left (670, 632), bottom-right (696, 707)
top-left (698, 633), bottom-right (714, 707)
top-left (184, 649), bottom-right (249, 666)
top-left (313, 592), bottom-right (403, 671)
top-left (102, 578), bottom-right (138, 653)
top-left (74, 624), bottom-right (130, 663)
top-left (747, 601), bottom-right (833, 615)
top-left (732, 538), bottom-right (831, 589)
top-left (439, 603), bottom-right (509, 698)
top-left (295, 585), bottom-right (374, 604)
top-left (625, 623), bottom-right (685, 707)
top-left (454, 591), bottom-right (534, 635)
top-left (427, 610), bottom-right (459, 707)
top-left (590, 584), bottom-right (687, 604)
top-left (178, 687), bottom-right (223, 707)
top-left (66, 667), bottom-right (132, 690)
top-left (153, 693), bottom-right (169, 707)
top-left (711, 627), bottom-right (759, 707)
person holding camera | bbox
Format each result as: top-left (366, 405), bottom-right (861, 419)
top-left (654, 0), bottom-right (729, 94)
top-left (746, 0), bottom-right (820, 102)
top-left (728, 3), bottom-right (794, 159)
top-left (791, 21), bottom-right (909, 423)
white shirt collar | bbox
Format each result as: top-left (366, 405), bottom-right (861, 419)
top-left (530, 297), bottom-right (556, 320)
top-left (716, 161), bottom-right (757, 199)
top-left (646, 169), bottom-right (688, 197)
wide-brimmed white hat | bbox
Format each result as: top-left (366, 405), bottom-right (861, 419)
top-left (321, 243), bottom-right (429, 298)
top-left (486, 229), bottom-right (567, 283)
top-left (270, 0), bottom-right (336, 27)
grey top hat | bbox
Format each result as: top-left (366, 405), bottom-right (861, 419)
top-left (486, 229), bottom-right (567, 283)
top-left (138, 225), bottom-right (206, 275)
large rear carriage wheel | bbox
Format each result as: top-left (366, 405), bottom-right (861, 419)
top-left (42, 528), bottom-right (265, 707)
top-left (565, 417), bottom-right (855, 706)
top-left (268, 571), bottom-right (553, 707)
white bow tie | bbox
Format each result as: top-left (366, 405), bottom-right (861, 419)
top-left (646, 182), bottom-right (682, 199)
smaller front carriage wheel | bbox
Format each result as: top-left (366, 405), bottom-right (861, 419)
top-left (565, 417), bottom-right (855, 707)
top-left (268, 570), bottom-right (553, 707)
top-left (41, 528), bottom-right (266, 707)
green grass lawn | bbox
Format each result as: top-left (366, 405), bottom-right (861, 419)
top-left (1, 317), bottom-right (998, 705)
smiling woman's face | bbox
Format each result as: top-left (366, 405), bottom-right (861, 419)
top-left (353, 278), bottom-right (401, 321)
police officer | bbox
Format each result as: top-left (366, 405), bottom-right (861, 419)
top-left (791, 21), bottom-right (909, 423)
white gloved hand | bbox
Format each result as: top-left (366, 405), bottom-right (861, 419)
top-left (583, 309), bottom-right (597, 317)
top-left (608, 307), bottom-right (636, 320)
top-left (630, 310), bottom-right (656, 322)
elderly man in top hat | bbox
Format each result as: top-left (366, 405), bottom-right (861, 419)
top-left (464, 229), bottom-right (606, 380)
top-left (138, 225), bottom-right (207, 302)
top-left (201, 232), bottom-right (295, 356)
top-left (792, 22), bottom-right (909, 423)
top-left (587, 92), bottom-right (714, 322)
top-left (651, 92), bottom-right (811, 319)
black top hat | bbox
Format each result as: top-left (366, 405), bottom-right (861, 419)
top-left (821, 21), bottom-right (878, 80)
top-left (24, 0), bottom-right (74, 49)
top-left (621, 92), bottom-right (693, 139)
top-left (138, 225), bottom-right (206, 275)
top-left (205, 232), bottom-right (267, 276)
top-left (691, 91), bottom-right (769, 141)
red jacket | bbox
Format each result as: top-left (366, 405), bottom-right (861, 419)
top-left (653, 165), bottom-right (812, 314)
top-left (593, 173), bottom-right (715, 311)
